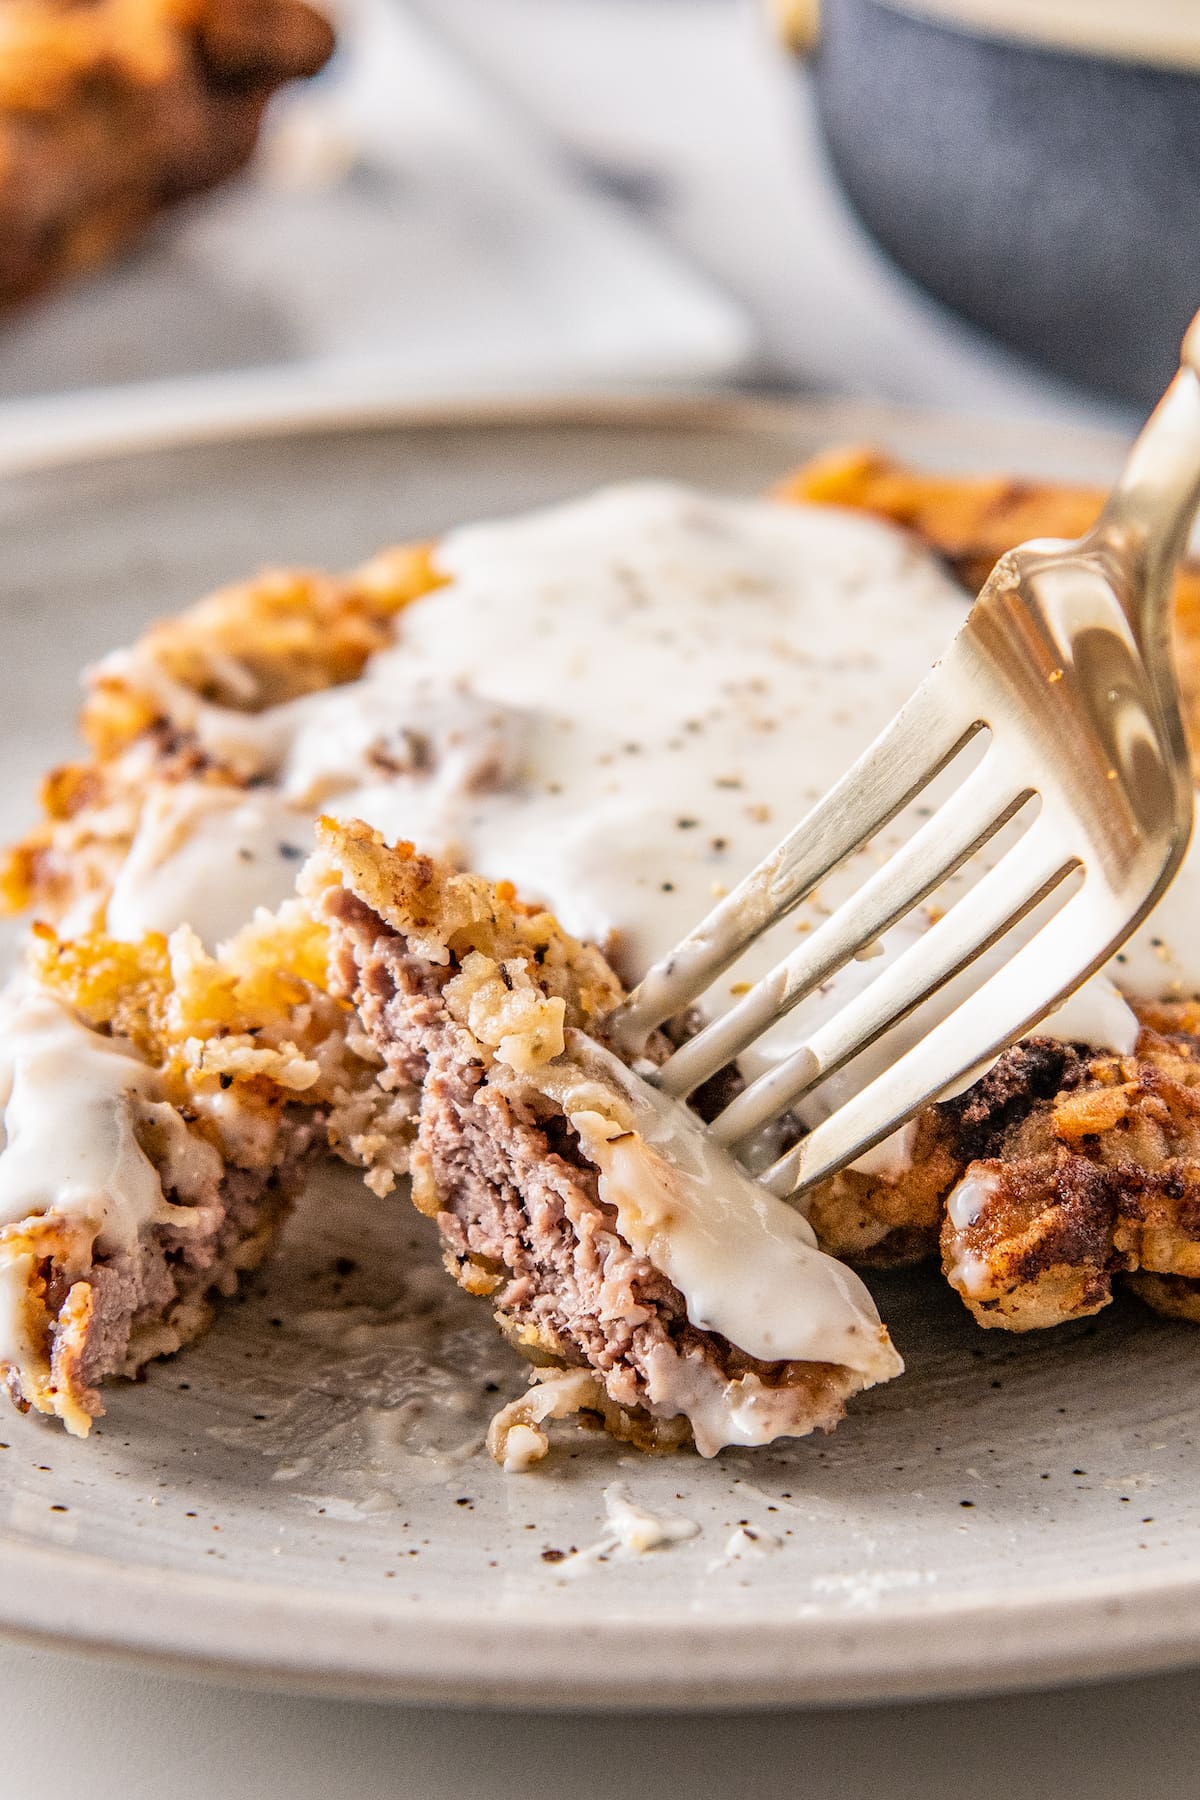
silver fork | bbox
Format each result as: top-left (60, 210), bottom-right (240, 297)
top-left (607, 315), bottom-right (1200, 1202)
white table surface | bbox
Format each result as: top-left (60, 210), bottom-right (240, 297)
top-left (1, 1642), bottom-right (1198, 1798)
top-left (0, 2), bottom-right (1184, 1792)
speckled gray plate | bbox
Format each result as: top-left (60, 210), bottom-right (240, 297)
top-left (1, 395), bottom-right (1196, 1710)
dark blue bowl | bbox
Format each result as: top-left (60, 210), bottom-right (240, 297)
top-left (804, 0), bottom-right (1200, 404)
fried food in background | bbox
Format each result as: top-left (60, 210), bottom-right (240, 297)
top-left (0, 0), bottom-right (335, 307)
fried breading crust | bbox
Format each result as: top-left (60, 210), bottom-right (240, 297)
top-left (0, 0), bottom-right (335, 306)
top-left (776, 446), bottom-right (1200, 784)
top-left (308, 820), bottom-right (892, 1462)
top-left (773, 447), bottom-right (1200, 1330)
top-left (808, 1015), bottom-right (1200, 1338)
top-left (8, 894), bottom-right (409, 1431)
top-left (0, 544), bottom-right (444, 923)
top-left (935, 1018), bottom-right (1200, 1329)
top-left (11, 450), bottom-right (1200, 1341)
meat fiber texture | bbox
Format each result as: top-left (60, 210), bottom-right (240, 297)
top-left (310, 819), bottom-right (898, 1463)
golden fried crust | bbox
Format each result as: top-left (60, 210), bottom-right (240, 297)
top-left (1125, 1271), bottom-right (1200, 1323)
top-left (311, 817), bottom-right (625, 1033)
top-left (0, 0), bottom-right (335, 306)
top-left (774, 447), bottom-right (1200, 1330)
top-left (29, 901), bottom-right (338, 1099)
top-left (13, 450), bottom-right (1200, 1349)
top-left (81, 546), bottom-right (446, 756)
top-left (1, 885), bottom-right (413, 1432)
top-left (934, 1021), bottom-right (1200, 1329)
top-left (776, 447), bottom-right (1200, 782)
top-left (314, 821), bottom-right (879, 1461)
top-left (774, 447), bottom-right (1110, 595)
top-left (0, 545), bottom-right (445, 919)
top-left (805, 1108), bottom-right (960, 1267)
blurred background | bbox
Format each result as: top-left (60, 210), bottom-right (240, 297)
top-left (9, 0), bottom-right (1199, 467)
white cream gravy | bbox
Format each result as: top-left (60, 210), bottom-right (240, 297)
top-left (102, 481), bottom-right (1200, 1095)
top-left (553, 1035), bottom-right (900, 1383)
top-left (23, 481), bottom-right (1200, 1420)
top-left (0, 985), bottom-right (219, 1369)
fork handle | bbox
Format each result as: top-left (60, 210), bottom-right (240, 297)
top-left (1091, 311), bottom-right (1200, 665)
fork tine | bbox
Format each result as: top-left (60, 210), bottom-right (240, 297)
top-left (711, 818), bottom-right (1077, 1151)
top-left (607, 662), bottom-right (982, 1053)
top-left (757, 868), bottom-right (1113, 1198)
top-left (654, 746), bottom-right (1033, 1101)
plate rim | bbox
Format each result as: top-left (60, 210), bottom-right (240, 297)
top-left (0, 380), bottom-right (1130, 482)
top-left (3, 1532), bottom-right (1200, 1709)
top-left (0, 386), bottom-right (1176, 1711)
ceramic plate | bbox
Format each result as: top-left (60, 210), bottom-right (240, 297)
top-left (1, 397), bottom-right (1196, 1710)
